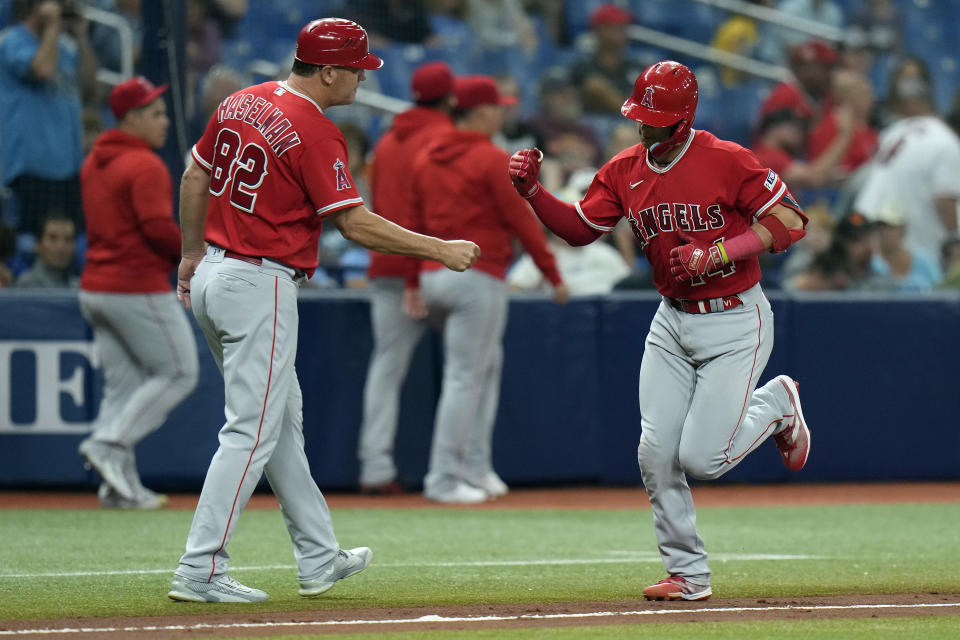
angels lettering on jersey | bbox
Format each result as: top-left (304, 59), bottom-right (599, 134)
top-left (626, 202), bottom-right (727, 251)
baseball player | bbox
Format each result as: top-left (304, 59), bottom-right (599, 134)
top-left (77, 77), bottom-right (199, 509)
top-left (357, 61), bottom-right (457, 495)
top-left (168, 18), bottom-right (480, 603)
top-left (414, 75), bottom-right (566, 504)
top-left (508, 61), bottom-right (811, 601)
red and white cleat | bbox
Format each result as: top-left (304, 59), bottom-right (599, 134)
top-left (642, 576), bottom-right (712, 601)
top-left (773, 375), bottom-right (811, 471)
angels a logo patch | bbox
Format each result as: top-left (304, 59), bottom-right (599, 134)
top-left (333, 158), bottom-right (351, 191)
top-left (641, 86), bottom-right (655, 108)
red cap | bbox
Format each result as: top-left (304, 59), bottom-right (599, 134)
top-left (109, 76), bottom-right (168, 120)
top-left (590, 4), bottom-right (632, 28)
top-left (454, 75), bottom-right (517, 110)
top-left (411, 61), bottom-right (455, 103)
top-left (789, 40), bottom-right (838, 65)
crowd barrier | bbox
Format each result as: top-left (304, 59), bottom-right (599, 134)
top-left (1, 289), bottom-right (958, 490)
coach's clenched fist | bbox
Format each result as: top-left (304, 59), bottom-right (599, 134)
top-left (439, 239), bottom-right (481, 271)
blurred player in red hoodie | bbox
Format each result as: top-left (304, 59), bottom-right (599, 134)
top-left (412, 75), bottom-right (568, 503)
top-left (358, 62), bottom-right (457, 495)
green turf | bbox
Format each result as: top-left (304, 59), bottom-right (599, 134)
top-left (0, 503), bottom-right (958, 621)
top-left (210, 617), bottom-right (960, 640)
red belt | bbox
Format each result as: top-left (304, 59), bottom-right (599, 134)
top-left (668, 295), bottom-right (743, 314)
top-left (222, 250), bottom-right (306, 280)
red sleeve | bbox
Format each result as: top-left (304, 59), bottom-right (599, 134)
top-left (190, 110), bottom-right (219, 172)
top-left (489, 152), bottom-right (562, 286)
top-left (574, 167), bottom-right (625, 233)
top-left (732, 146), bottom-right (806, 224)
top-left (526, 187), bottom-right (602, 246)
top-left (140, 218), bottom-right (181, 264)
top-left (297, 133), bottom-right (365, 218)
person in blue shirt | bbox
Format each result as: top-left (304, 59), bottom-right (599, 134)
top-left (0, 0), bottom-right (98, 234)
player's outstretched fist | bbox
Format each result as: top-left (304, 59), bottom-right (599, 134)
top-left (508, 148), bottom-right (544, 198)
top-left (440, 239), bottom-right (481, 271)
top-left (668, 231), bottom-right (725, 283)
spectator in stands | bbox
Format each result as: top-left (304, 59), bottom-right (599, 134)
top-left (869, 204), bottom-right (941, 292)
top-left (188, 63), bottom-right (245, 142)
top-left (86, 0), bottom-right (144, 73)
top-left (807, 69), bottom-right (877, 173)
top-left (527, 67), bottom-right (602, 188)
top-left (832, 212), bottom-right (886, 290)
top-left (0, 221), bottom-right (15, 288)
top-left (570, 4), bottom-right (644, 115)
top-left (751, 107), bottom-right (853, 190)
top-left (347, 0), bottom-right (433, 47)
top-left (464, 0), bottom-right (537, 57)
top-left (495, 73), bottom-right (543, 152)
top-left (779, 201), bottom-right (835, 281)
top-left (848, 0), bottom-right (900, 56)
top-left (854, 69), bottom-right (960, 261)
top-left (758, 0), bottom-right (844, 64)
top-left (937, 238), bottom-right (960, 289)
top-left (759, 40), bottom-right (836, 127)
top-left (878, 56), bottom-right (932, 127)
top-left (710, 0), bottom-right (777, 87)
top-left (781, 245), bottom-right (850, 290)
top-left (0, 0), bottom-right (99, 235)
top-left (508, 228), bottom-right (630, 296)
top-left (15, 212), bottom-right (79, 288)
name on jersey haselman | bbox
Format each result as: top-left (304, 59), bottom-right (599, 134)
top-left (216, 92), bottom-right (302, 157)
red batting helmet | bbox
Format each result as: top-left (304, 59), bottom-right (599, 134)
top-left (621, 61), bottom-right (698, 160)
top-left (295, 18), bottom-right (383, 70)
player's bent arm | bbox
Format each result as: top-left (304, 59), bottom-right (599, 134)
top-left (329, 205), bottom-right (480, 272)
top-left (526, 188), bottom-right (603, 247)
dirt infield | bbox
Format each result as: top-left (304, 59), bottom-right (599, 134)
top-left (3, 481), bottom-right (959, 511)
top-left (3, 594), bottom-right (960, 638)
top-left (2, 483), bottom-right (959, 638)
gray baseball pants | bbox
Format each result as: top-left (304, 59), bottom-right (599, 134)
top-left (358, 277), bottom-right (427, 486)
top-left (79, 291), bottom-right (199, 489)
top-left (175, 247), bottom-right (339, 584)
top-left (421, 269), bottom-right (508, 496)
top-left (637, 284), bottom-right (794, 586)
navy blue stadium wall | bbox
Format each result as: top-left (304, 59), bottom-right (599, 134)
top-left (1, 290), bottom-right (958, 490)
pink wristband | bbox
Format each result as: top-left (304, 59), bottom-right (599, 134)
top-left (717, 229), bottom-right (766, 263)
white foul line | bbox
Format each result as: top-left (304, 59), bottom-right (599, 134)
top-left (0, 554), bottom-right (823, 579)
top-left (1, 602), bottom-right (958, 636)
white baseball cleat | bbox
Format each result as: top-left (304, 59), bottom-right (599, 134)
top-left (167, 574), bottom-right (268, 603)
top-left (425, 482), bottom-right (488, 504)
top-left (299, 547), bottom-right (373, 597)
top-left (79, 440), bottom-right (137, 501)
top-left (773, 375), bottom-right (811, 472)
top-left (467, 472), bottom-right (509, 498)
top-left (98, 484), bottom-right (168, 510)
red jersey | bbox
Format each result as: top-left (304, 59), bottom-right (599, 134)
top-left (80, 130), bottom-right (175, 293)
top-left (577, 130), bottom-right (804, 299)
top-left (368, 106), bottom-right (453, 282)
top-left (807, 112), bottom-right (878, 172)
top-left (191, 80), bottom-right (364, 275)
top-left (412, 130), bottom-right (561, 285)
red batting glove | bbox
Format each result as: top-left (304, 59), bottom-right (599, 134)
top-left (668, 232), bottom-right (727, 283)
top-left (508, 148), bottom-right (544, 198)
